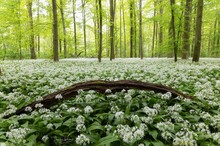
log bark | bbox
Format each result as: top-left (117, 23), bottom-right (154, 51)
top-left (3, 80), bottom-right (192, 118)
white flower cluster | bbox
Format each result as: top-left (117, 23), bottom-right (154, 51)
top-left (76, 115), bottom-right (86, 132)
top-left (161, 92), bottom-right (172, 100)
top-left (75, 134), bottom-right (90, 146)
top-left (212, 132), bottom-right (220, 144)
top-left (84, 94), bottom-right (95, 103)
top-left (193, 122), bottom-right (210, 135)
top-left (115, 111), bottom-right (124, 120)
top-left (24, 106), bottom-right (32, 112)
top-left (55, 94), bottom-right (63, 100)
top-left (38, 108), bottom-right (50, 114)
top-left (156, 121), bottom-right (174, 132)
top-left (84, 106), bottom-right (93, 114)
top-left (210, 114), bottom-right (220, 128)
top-left (143, 106), bottom-right (158, 116)
top-left (161, 131), bottom-right (173, 140)
top-left (42, 135), bottom-right (49, 142)
top-left (114, 124), bottom-right (145, 144)
top-left (153, 104), bottom-right (161, 110)
top-left (167, 104), bottom-right (182, 114)
top-left (124, 94), bottom-right (132, 102)
top-left (130, 115), bottom-right (140, 124)
top-left (141, 116), bottom-right (153, 124)
top-left (67, 107), bottom-right (81, 113)
top-left (35, 103), bottom-right (43, 108)
top-left (111, 105), bottom-right (119, 113)
top-left (6, 128), bottom-right (30, 140)
top-left (173, 128), bottom-right (198, 146)
top-left (105, 89), bottom-right (112, 94)
top-left (105, 124), bottom-right (112, 134)
top-left (1, 104), bottom-right (17, 117)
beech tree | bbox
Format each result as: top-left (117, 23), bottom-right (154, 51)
top-left (52, 0), bottom-right (59, 61)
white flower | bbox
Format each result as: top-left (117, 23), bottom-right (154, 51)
top-left (111, 106), bottom-right (119, 113)
top-left (143, 106), bottom-right (158, 116)
top-left (76, 115), bottom-right (85, 125)
top-left (138, 144), bottom-right (145, 146)
top-left (161, 92), bottom-right (172, 100)
top-left (212, 133), bottom-right (220, 144)
top-left (77, 89), bottom-right (84, 94)
top-left (153, 104), bottom-right (161, 110)
top-left (25, 106), bottom-right (32, 112)
top-left (6, 128), bottom-right (30, 140)
top-left (141, 117), bottom-right (153, 124)
top-left (55, 94), bottom-right (63, 100)
top-left (156, 121), bottom-right (174, 132)
top-left (60, 103), bottom-right (68, 109)
top-left (35, 103), bottom-right (43, 108)
top-left (130, 115), bottom-right (140, 124)
top-left (42, 135), bottom-right (49, 142)
top-left (115, 111), bottom-right (124, 119)
top-left (133, 129), bottom-right (144, 140)
top-left (105, 124), bottom-right (112, 134)
top-left (76, 124), bottom-right (86, 132)
top-left (85, 94), bottom-right (94, 103)
top-left (161, 131), bottom-right (173, 140)
top-left (84, 106), bottom-right (93, 114)
top-left (47, 123), bottom-right (54, 130)
top-left (67, 107), bottom-right (81, 113)
top-left (105, 89), bottom-right (112, 93)
top-left (124, 94), bottom-right (132, 102)
top-left (76, 134), bottom-right (90, 146)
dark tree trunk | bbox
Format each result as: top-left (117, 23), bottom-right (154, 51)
top-left (52, 0), bottom-right (59, 61)
top-left (119, 1), bottom-right (122, 58)
top-left (182, 0), bottom-right (192, 59)
top-left (73, 0), bottom-right (77, 56)
top-left (6, 80), bottom-right (193, 118)
top-left (130, 0), bottom-right (134, 58)
top-left (158, 0), bottom-right (163, 57)
top-left (82, 0), bottom-right (87, 57)
top-left (170, 0), bottom-right (178, 62)
top-left (192, 0), bottom-right (204, 62)
top-left (60, 0), bottom-right (67, 58)
top-left (27, 0), bottom-right (36, 59)
top-left (98, 0), bottom-right (102, 62)
top-left (139, 0), bottom-right (143, 59)
top-left (110, 0), bottom-right (116, 61)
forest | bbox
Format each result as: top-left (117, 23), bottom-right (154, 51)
top-left (0, 0), bottom-right (219, 61)
top-left (0, 0), bottom-right (220, 146)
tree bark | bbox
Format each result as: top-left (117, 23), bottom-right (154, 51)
top-left (158, 0), bottom-right (163, 57)
top-left (98, 0), bottom-right (102, 62)
top-left (37, 0), bottom-right (40, 58)
top-left (170, 0), bottom-right (178, 62)
top-left (5, 80), bottom-right (193, 118)
top-left (73, 0), bottom-right (77, 56)
top-left (192, 0), bottom-right (204, 62)
top-left (130, 0), bottom-right (134, 58)
top-left (110, 0), bottom-right (116, 61)
top-left (182, 0), bottom-right (192, 59)
top-left (151, 0), bottom-right (157, 58)
top-left (82, 0), bottom-right (87, 57)
top-left (119, 1), bottom-right (122, 58)
top-left (27, 0), bottom-right (36, 59)
top-left (52, 0), bottom-right (59, 61)
top-left (139, 0), bottom-right (143, 59)
top-left (60, 0), bottom-right (67, 58)
top-left (122, 0), bottom-right (127, 58)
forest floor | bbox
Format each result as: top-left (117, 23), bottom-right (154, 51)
top-left (0, 58), bottom-right (220, 146)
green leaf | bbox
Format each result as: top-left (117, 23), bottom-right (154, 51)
top-left (143, 141), bottom-right (151, 146)
top-left (88, 121), bottom-right (104, 132)
top-left (125, 101), bottom-right (132, 115)
top-left (149, 130), bottom-right (158, 140)
top-left (151, 141), bottom-right (164, 146)
top-left (95, 134), bottom-right (119, 146)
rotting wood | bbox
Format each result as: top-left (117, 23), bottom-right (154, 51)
top-left (3, 80), bottom-right (193, 118)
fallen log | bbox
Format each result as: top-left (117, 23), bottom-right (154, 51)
top-left (3, 80), bottom-right (193, 118)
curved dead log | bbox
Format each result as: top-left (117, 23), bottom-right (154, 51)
top-left (3, 80), bottom-right (193, 118)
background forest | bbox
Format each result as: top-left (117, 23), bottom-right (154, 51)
top-left (0, 0), bottom-right (219, 61)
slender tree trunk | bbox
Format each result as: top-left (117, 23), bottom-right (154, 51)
top-left (192, 0), bottom-right (204, 62)
top-left (170, 0), bottom-right (178, 62)
top-left (134, 4), bottom-right (137, 58)
top-left (98, 0), bottom-right (102, 62)
top-left (73, 0), bottom-right (77, 56)
top-left (27, 0), bottom-right (36, 59)
top-left (59, 39), bottom-right (62, 53)
top-left (182, 0), bottom-right (192, 59)
top-left (139, 0), bottom-right (143, 59)
top-left (60, 0), bottom-right (67, 58)
top-left (52, 0), bottom-right (59, 61)
top-left (212, 17), bottom-right (217, 56)
top-left (119, 1), bottom-right (122, 58)
top-left (130, 0), bottom-right (134, 58)
top-left (110, 0), bottom-right (116, 61)
top-left (151, 0), bottom-right (157, 58)
top-left (158, 0), bottom-right (163, 57)
top-left (18, 0), bottom-right (22, 60)
top-left (82, 0), bottom-right (87, 57)
top-left (37, 0), bottom-right (40, 58)
top-left (122, 0), bottom-right (126, 58)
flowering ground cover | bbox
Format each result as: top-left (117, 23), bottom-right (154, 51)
top-left (0, 58), bottom-right (220, 146)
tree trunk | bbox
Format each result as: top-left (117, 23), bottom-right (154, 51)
top-left (98, 0), bottom-right (102, 62)
top-left (73, 0), bottom-right (77, 56)
top-left (60, 0), bottom-right (67, 58)
top-left (37, 0), bottom-right (40, 58)
top-left (158, 0), bottom-right (163, 57)
top-left (151, 0), bottom-right (157, 58)
top-left (182, 0), bottom-right (192, 59)
top-left (139, 0), bottom-right (143, 59)
top-left (27, 0), bottom-right (36, 59)
top-left (130, 0), bottom-right (134, 58)
top-left (170, 0), bottom-right (178, 62)
top-left (122, 0), bottom-right (126, 58)
top-left (82, 0), bottom-right (87, 57)
top-left (119, 1), bottom-right (122, 58)
top-left (110, 0), bottom-right (116, 61)
top-left (52, 0), bottom-right (59, 61)
top-left (6, 80), bottom-right (193, 118)
top-left (192, 0), bottom-right (204, 62)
